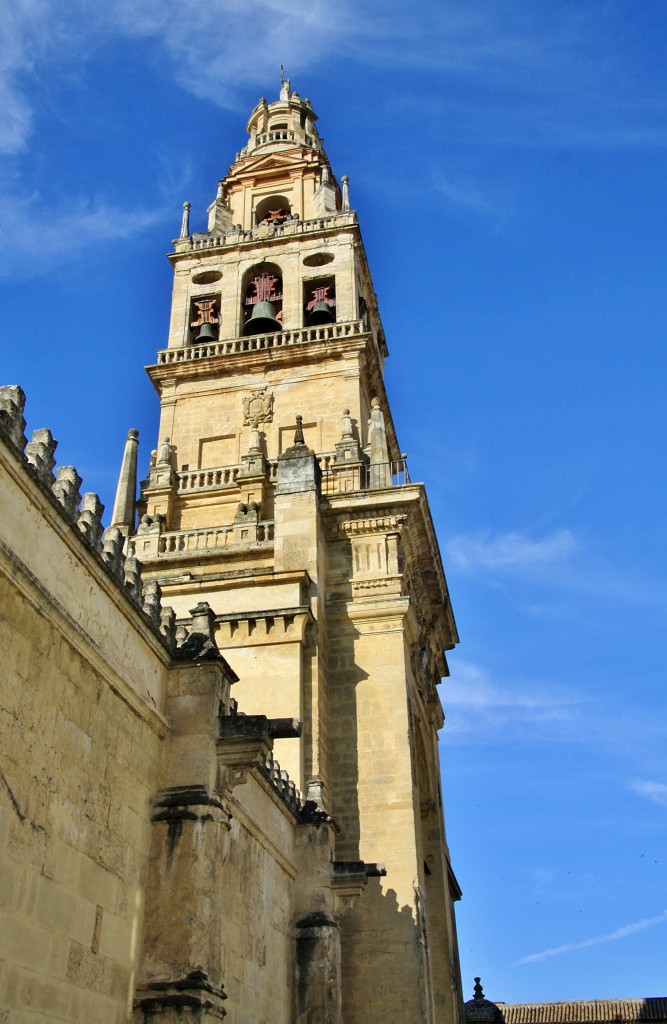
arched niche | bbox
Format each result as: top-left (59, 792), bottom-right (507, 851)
top-left (255, 194), bottom-right (292, 226)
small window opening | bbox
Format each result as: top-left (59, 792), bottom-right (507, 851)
top-left (190, 295), bottom-right (220, 344)
top-left (304, 277), bottom-right (336, 327)
top-left (243, 271), bottom-right (283, 335)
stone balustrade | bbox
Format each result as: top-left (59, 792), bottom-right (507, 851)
top-left (156, 320), bottom-right (366, 365)
top-left (253, 128), bottom-right (316, 149)
top-left (170, 456), bottom-right (409, 498)
top-left (177, 462), bottom-right (279, 493)
top-left (181, 210), bottom-right (357, 253)
top-left (152, 521), bottom-right (275, 555)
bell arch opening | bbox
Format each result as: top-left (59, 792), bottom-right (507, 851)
top-left (242, 262), bottom-right (283, 336)
top-left (303, 276), bottom-right (336, 327)
top-left (255, 194), bottom-right (292, 225)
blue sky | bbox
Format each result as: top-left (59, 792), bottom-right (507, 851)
top-left (2, 0), bottom-right (666, 1005)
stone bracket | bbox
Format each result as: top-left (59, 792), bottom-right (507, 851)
top-left (330, 860), bottom-right (386, 916)
top-left (134, 969), bottom-right (227, 1022)
top-left (217, 713), bottom-right (273, 791)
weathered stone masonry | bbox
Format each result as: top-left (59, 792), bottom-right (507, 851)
top-left (0, 80), bottom-right (465, 1024)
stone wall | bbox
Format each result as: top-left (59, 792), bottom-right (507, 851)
top-left (0, 387), bottom-right (172, 1022)
top-left (0, 385), bottom-right (366, 1024)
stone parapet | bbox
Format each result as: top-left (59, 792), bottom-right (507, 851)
top-left (0, 384), bottom-right (177, 656)
top-left (154, 319), bottom-right (366, 364)
top-left (172, 211), bottom-right (357, 255)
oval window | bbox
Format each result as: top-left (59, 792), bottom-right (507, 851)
top-left (192, 270), bottom-right (223, 285)
top-left (303, 252), bottom-right (335, 268)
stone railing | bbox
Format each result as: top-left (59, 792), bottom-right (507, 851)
top-left (185, 211), bottom-right (356, 253)
top-left (321, 459), bottom-right (410, 495)
top-left (154, 521), bottom-right (274, 555)
top-left (253, 128), bottom-right (316, 149)
top-left (177, 462), bottom-right (278, 493)
top-left (156, 319), bottom-right (365, 365)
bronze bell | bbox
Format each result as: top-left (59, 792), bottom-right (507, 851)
top-left (305, 301), bottom-right (335, 327)
top-left (244, 300), bottom-right (281, 336)
top-left (194, 322), bottom-right (217, 343)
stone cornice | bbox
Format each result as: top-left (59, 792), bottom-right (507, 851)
top-left (324, 483), bottom-right (458, 654)
top-left (147, 324), bottom-right (371, 386)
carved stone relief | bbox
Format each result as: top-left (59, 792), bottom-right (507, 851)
top-left (242, 388), bottom-right (274, 425)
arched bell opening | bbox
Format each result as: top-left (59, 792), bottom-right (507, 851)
top-left (242, 263), bottom-right (283, 336)
top-left (255, 194), bottom-right (292, 226)
top-left (303, 276), bottom-right (335, 327)
top-left (189, 294), bottom-right (221, 345)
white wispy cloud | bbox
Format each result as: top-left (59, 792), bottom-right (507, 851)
top-left (440, 662), bottom-right (667, 761)
top-left (2, 0), bottom-right (667, 161)
top-left (445, 527), bottom-right (665, 610)
top-left (515, 910), bottom-right (667, 965)
top-left (440, 660), bottom-right (585, 739)
top-left (447, 529), bottom-right (578, 573)
top-left (0, 192), bottom-right (171, 278)
top-left (631, 780), bottom-right (667, 808)
top-left (435, 176), bottom-right (503, 219)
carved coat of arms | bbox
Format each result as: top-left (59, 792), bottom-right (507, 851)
top-left (242, 388), bottom-right (274, 425)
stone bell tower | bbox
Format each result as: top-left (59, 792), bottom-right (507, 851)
top-left (114, 79), bottom-right (462, 1024)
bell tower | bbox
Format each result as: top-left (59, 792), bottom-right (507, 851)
top-left (119, 80), bottom-right (463, 1024)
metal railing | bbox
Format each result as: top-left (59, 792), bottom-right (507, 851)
top-left (321, 459), bottom-right (410, 495)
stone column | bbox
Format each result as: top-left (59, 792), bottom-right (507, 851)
top-left (134, 604), bottom-right (270, 1024)
top-left (110, 428), bottom-right (139, 536)
top-left (274, 424), bottom-right (327, 792)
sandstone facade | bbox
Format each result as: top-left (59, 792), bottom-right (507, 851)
top-left (0, 81), bottom-right (463, 1024)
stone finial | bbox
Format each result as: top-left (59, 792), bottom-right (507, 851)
top-left (341, 175), bottom-right (350, 211)
top-left (160, 606), bottom-right (177, 651)
top-left (294, 414), bottom-right (305, 446)
top-left (341, 409), bottom-right (353, 440)
top-left (368, 398), bottom-right (390, 488)
top-left (157, 437), bottom-right (172, 466)
top-left (464, 977), bottom-right (500, 1023)
top-left (26, 428), bottom-right (58, 486)
top-left (78, 492), bottom-right (105, 548)
top-left (180, 201), bottom-right (191, 239)
top-left (190, 602), bottom-right (217, 637)
top-left (248, 421), bottom-right (261, 454)
top-left (177, 601), bottom-right (221, 661)
top-left (142, 579), bottom-right (161, 625)
top-left (102, 525), bottom-right (125, 579)
top-left (0, 385), bottom-right (27, 452)
top-left (110, 428), bottom-right (139, 535)
top-left (123, 555), bottom-right (143, 602)
top-left (52, 465), bottom-right (82, 520)
top-left (306, 775), bottom-right (326, 810)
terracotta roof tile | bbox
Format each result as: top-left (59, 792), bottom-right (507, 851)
top-left (495, 999), bottom-right (667, 1024)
